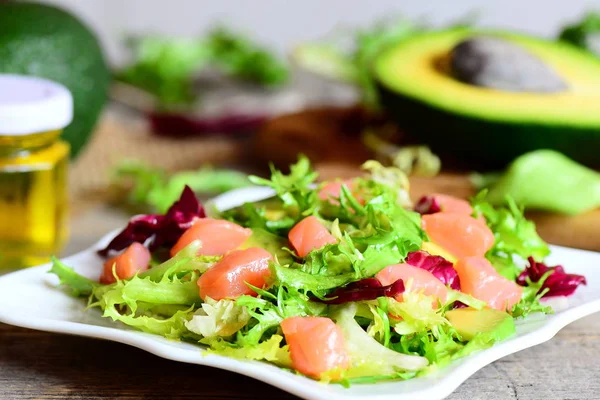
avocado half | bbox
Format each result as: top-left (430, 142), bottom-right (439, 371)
top-left (373, 29), bottom-right (600, 166)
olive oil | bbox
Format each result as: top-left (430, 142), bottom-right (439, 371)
top-left (0, 135), bottom-right (69, 269)
top-left (0, 75), bottom-right (73, 270)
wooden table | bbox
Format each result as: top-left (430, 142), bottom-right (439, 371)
top-left (1, 205), bottom-right (599, 400)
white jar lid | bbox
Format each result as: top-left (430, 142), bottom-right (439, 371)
top-left (0, 74), bottom-right (73, 136)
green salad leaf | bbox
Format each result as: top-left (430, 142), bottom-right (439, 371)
top-left (248, 155), bottom-right (319, 220)
top-left (49, 256), bottom-right (99, 297)
top-left (472, 192), bottom-right (549, 280)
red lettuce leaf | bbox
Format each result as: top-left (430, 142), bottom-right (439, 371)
top-left (414, 195), bottom-right (441, 215)
top-left (313, 278), bottom-right (405, 304)
top-left (406, 251), bottom-right (461, 290)
top-left (517, 257), bottom-right (587, 297)
top-left (98, 185), bottom-right (205, 256)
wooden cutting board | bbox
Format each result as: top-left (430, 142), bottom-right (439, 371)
top-left (316, 162), bottom-right (600, 252)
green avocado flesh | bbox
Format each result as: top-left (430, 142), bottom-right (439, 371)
top-left (0, 3), bottom-right (110, 157)
top-left (446, 307), bottom-right (515, 342)
top-left (373, 29), bottom-right (600, 166)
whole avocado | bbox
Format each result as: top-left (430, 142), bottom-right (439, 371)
top-left (0, 2), bottom-right (110, 157)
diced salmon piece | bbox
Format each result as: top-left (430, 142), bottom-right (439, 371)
top-left (100, 242), bottom-right (151, 284)
top-left (432, 193), bottom-right (474, 215)
top-left (454, 257), bottom-right (523, 311)
top-left (281, 316), bottom-right (349, 378)
top-left (318, 179), bottom-right (354, 201)
top-left (170, 218), bottom-right (252, 257)
top-left (318, 179), bottom-right (365, 205)
top-left (422, 213), bottom-right (494, 259)
top-left (288, 216), bottom-right (337, 257)
top-left (197, 247), bottom-right (273, 301)
top-left (376, 263), bottom-right (448, 305)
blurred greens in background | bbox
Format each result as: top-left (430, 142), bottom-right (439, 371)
top-left (111, 161), bottom-right (252, 213)
top-left (117, 27), bottom-right (289, 107)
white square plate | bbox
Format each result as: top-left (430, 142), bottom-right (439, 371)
top-left (1, 187), bottom-right (599, 400)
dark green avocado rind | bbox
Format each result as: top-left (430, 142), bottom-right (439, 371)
top-left (0, 3), bottom-right (110, 157)
top-left (377, 84), bottom-right (600, 167)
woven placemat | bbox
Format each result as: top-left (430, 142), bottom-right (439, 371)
top-left (69, 111), bottom-right (248, 214)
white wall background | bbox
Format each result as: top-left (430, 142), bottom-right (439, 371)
top-left (41, 0), bottom-right (600, 66)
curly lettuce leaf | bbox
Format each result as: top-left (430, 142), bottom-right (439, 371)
top-left (185, 297), bottom-right (251, 338)
top-left (92, 273), bottom-right (201, 312)
top-left (49, 256), bottom-right (99, 297)
top-left (203, 334), bottom-right (292, 367)
top-left (472, 192), bottom-right (549, 280)
top-left (512, 270), bottom-right (554, 319)
top-left (387, 293), bottom-right (448, 336)
top-left (141, 240), bottom-right (218, 282)
top-left (234, 285), bottom-right (326, 347)
top-left (394, 324), bottom-right (463, 367)
top-left (249, 155), bottom-right (318, 219)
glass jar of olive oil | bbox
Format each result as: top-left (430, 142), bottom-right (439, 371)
top-left (0, 75), bottom-right (72, 269)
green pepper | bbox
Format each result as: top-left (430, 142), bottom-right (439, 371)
top-left (474, 150), bottom-right (600, 215)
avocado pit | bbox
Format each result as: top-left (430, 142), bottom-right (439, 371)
top-left (450, 36), bottom-right (568, 93)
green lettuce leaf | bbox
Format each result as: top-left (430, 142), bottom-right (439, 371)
top-left (48, 256), bottom-right (99, 297)
top-left (249, 155), bottom-right (318, 219)
top-left (387, 294), bottom-right (448, 336)
top-left (472, 192), bottom-right (549, 280)
top-left (511, 271), bottom-right (553, 319)
top-left (141, 240), bottom-right (218, 281)
top-left (204, 334), bottom-right (292, 367)
top-left (185, 297), bottom-right (251, 338)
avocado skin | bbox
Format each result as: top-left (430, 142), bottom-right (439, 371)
top-left (0, 3), bottom-right (110, 157)
top-left (377, 83), bottom-right (600, 167)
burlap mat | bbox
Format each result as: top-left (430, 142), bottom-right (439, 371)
top-left (69, 111), bottom-right (249, 214)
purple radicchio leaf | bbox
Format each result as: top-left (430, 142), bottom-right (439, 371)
top-left (312, 278), bottom-right (405, 305)
top-left (406, 250), bottom-right (461, 290)
top-left (517, 257), bottom-right (587, 297)
top-left (98, 185), bottom-right (205, 256)
top-left (414, 195), bottom-right (441, 215)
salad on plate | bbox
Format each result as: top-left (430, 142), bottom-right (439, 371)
top-left (50, 157), bottom-right (586, 384)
